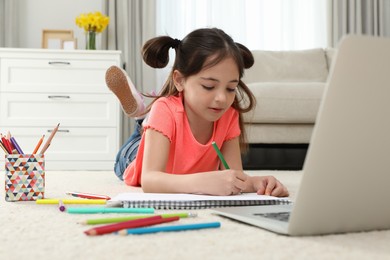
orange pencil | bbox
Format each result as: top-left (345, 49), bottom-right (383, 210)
top-left (33, 135), bottom-right (45, 154)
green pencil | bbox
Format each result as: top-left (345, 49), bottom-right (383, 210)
top-left (212, 141), bottom-right (230, 169)
top-left (78, 212), bottom-right (197, 225)
top-left (67, 207), bottom-right (154, 214)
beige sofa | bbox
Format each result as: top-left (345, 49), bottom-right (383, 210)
top-left (242, 48), bottom-right (336, 169)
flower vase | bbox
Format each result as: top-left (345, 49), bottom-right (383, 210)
top-left (86, 31), bottom-right (96, 50)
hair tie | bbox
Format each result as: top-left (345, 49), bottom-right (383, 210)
top-left (172, 38), bottom-right (181, 49)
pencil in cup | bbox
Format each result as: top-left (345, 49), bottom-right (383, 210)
top-left (0, 140), bottom-right (9, 154)
top-left (10, 137), bottom-right (24, 154)
top-left (40, 123), bottom-right (60, 154)
top-left (83, 215), bottom-right (180, 236)
top-left (33, 135), bottom-right (45, 154)
top-left (118, 222), bottom-right (221, 235)
top-left (1, 134), bottom-right (12, 154)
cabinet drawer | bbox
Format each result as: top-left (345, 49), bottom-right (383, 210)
top-left (0, 127), bottom-right (118, 165)
top-left (0, 93), bottom-right (119, 127)
top-left (0, 58), bottom-right (117, 93)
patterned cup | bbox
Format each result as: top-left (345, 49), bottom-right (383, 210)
top-left (4, 154), bottom-right (45, 202)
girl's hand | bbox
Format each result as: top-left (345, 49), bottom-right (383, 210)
top-left (200, 170), bottom-right (248, 196)
top-left (251, 176), bottom-right (289, 197)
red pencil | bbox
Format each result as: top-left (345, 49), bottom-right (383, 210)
top-left (84, 215), bottom-right (180, 236)
top-left (66, 191), bottom-right (111, 200)
top-left (1, 134), bottom-right (13, 153)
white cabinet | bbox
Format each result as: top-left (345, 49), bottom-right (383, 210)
top-left (0, 48), bottom-right (122, 170)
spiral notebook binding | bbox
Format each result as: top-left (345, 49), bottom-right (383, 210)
top-left (123, 198), bottom-right (291, 210)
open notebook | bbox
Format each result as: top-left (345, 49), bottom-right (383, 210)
top-left (108, 193), bottom-right (291, 210)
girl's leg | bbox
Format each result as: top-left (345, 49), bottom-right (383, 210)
top-left (105, 66), bottom-right (146, 118)
top-left (114, 119), bottom-right (143, 180)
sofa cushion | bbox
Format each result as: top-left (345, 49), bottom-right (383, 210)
top-left (244, 49), bottom-right (329, 83)
top-left (244, 123), bottom-right (314, 144)
top-left (243, 82), bottom-right (325, 124)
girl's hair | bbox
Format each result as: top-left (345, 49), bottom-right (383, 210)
top-left (142, 28), bottom-right (256, 152)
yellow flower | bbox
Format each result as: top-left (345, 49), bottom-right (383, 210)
top-left (75, 11), bottom-right (110, 33)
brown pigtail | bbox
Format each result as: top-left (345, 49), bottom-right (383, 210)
top-left (142, 36), bottom-right (180, 69)
top-left (236, 43), bottom-right (254, 69)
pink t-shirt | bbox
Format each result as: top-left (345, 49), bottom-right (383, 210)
top-left (123, 94), bottom-right (241, 186)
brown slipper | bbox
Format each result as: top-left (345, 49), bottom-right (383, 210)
top-left (105, 65), bottom-right (141, 117)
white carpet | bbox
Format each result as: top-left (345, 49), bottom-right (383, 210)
top-left (1, 170), bottom-right (390, 260)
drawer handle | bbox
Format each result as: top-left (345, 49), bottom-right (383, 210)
top-left (48, 95), bottom-right (70, 99)
top-left (48, 129), bottom-right (70, 133)
top-left (48, 61), bottom-right (71, 65)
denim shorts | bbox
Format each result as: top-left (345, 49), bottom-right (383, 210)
top-left (114, 120), bottom-right (142, 180)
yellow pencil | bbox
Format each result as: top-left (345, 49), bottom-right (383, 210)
top-left (36, 199), bottom-right (107, 205)
top-left (33, 135), bottom-right (45, 154)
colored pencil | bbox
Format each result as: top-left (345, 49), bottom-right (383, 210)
top-left (36, 199), bottom-right (107, 205)
top-left (33, 135), bottom-right (45, 154)
top-left (58, 200), bottom-right (66, 212)
top-left (67, 207), bottom-right (154, 214)
top-left (0, 140), bottom-right (9, 154)
top-left (1, 134), bottom-right (12, 154)
top-left (10, 136), bottom-right (24, 154)
top-left (118, 222), bottom-right (221, 235)
top-left (79, 212), bottom-right (198, 225)
top-left (66, 191), bottom-right (111, 200)
top-left (211, 141), bottom-right (230, 169)
top-left (84, 215), bottom-right (180, 236)
top-left (40, 123), bottom-right (60, 154)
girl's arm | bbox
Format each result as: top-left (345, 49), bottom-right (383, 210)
top-left (141, 128), bottom-right (288, 196)
top-left (140, 129), bottom-right (247, 195)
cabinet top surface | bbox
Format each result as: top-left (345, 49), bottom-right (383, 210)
top-left (0, 48), bottom-right (122, 56)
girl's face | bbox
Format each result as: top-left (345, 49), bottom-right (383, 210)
top-left (174, 57), bottom-right (239, 125)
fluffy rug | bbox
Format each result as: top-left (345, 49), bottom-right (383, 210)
top-left (1, 170), bottom-right (389, 260)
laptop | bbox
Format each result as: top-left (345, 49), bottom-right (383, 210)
top-left (212, 35), bottom-right (390, 236)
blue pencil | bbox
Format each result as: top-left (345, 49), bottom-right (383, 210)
top-left (118, 222), bottom-right (221, 235)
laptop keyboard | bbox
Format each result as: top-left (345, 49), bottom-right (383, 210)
top-left (253, 212), bottom-right (291, 222)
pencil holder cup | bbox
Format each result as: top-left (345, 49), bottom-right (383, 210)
top-left (4, 154), bottom-right (45, 202)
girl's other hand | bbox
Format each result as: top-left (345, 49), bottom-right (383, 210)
top-left (252, 176), bottom-right (289, 197)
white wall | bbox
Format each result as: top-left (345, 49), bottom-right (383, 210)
top-left (17, 0), bottom-right (104, 49)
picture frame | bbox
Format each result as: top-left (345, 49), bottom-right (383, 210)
top-left (42, 29), bottom-right (74, 49)
top-left (62, 39), bottom-right (77, 50)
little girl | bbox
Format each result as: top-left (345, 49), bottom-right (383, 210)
top-left (105, 28), bottom-right (289, 197)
